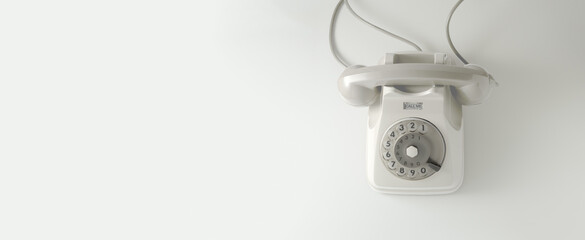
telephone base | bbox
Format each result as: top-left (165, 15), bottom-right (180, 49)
top-left (366, 86), bottom-right (464, 195)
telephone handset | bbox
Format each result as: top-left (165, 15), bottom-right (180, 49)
top-left (339, 53), bottom-right (494, 106)
top-left (338, 52), bottom-right (495, 194)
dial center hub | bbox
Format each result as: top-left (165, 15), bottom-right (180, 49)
top-left (379, 118), bottom-right (446, 180)
top-left (406, 146), bottom-right (418, 158)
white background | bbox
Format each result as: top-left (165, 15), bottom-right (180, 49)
top-left (1, 0), bottom-right (584, 239)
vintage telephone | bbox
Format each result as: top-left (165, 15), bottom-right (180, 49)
top-left (330, 0), bottom-right (496, 194)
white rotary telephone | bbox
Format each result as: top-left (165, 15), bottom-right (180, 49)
top-left (331, 0), bottom-right (496, 195)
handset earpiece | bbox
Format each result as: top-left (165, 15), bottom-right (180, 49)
top-left (451, 64), bottom-right (497, 105)
top-left (337, 65), bottom-right (377, 106)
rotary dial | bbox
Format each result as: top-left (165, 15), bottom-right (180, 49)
top-left (380, 118), bottom-right (445, 180)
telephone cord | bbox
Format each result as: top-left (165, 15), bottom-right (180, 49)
top-left (330, 0), bottom-right (469, 67)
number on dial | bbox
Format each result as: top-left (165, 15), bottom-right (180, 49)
top-left (408, 122), bottom-right (417, 132)
top-left (397, 124), bottom-right (406, 133)
top-left (384, 140), bottom-right (392, 149)
top-left (397, 167), bottom-right (405, 175)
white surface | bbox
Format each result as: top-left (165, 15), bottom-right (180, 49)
top-left (0, 0), bottom-right (584, 239)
